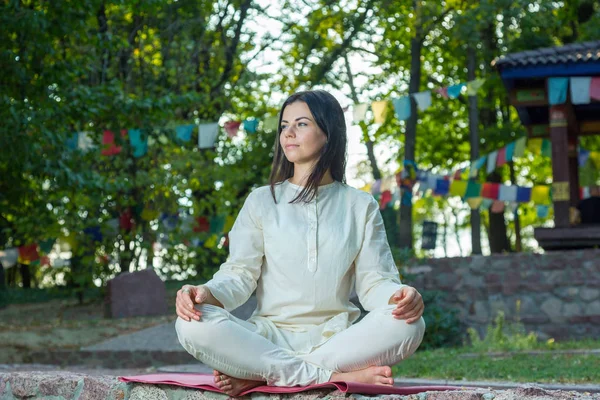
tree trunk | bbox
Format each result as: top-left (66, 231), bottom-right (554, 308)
top-left (0, 262), bottom-right (5, 289)
top-left (467, 45), bottom-right (482, 255)
top-left (487, 171), bottom-right (511, 253)
top-left (509, 162), bottom-right (523, 252)
top-left (19, 263), bottom-right (31, 288)
top-left (398, 0), bottom-right (423, 251)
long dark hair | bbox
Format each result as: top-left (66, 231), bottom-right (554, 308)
top-left (269, 90), bottom-right (347, 204)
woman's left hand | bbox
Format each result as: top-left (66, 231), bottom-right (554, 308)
top-left (389, 286), bottom-right (424, 324)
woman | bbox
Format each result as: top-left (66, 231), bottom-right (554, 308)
top-left (175, 90), bottom-right (425, 397)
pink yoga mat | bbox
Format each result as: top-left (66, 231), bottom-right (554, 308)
top-left (119, 373), bottom-right (464, 396)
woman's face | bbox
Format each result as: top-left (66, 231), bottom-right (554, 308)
top-left (280, 101), bottom-right (327, 167)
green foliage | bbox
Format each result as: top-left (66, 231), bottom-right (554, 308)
top-left (419, 290), bottom-right (463, 350)
top-left (467, 310), bottom-right (541, 352)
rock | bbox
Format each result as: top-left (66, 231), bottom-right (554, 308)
top-left (105, 269), bottom-right (169, 319)
top-left (540, 296), bottom-right (563, 321)
top-left (580, 288), bottom-right (600, 302)
top-left (585, 300), bottom-right (600, 316)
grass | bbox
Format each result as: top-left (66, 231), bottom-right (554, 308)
top-left (393, 347), bottom-right (600, 384)
top-left (392, 311), bottom-right (600, 384)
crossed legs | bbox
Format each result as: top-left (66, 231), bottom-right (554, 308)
top-left (175, 304), bottom-right (425, 396)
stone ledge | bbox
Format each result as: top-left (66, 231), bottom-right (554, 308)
top-left (2, 371), bottom-right (599, 400)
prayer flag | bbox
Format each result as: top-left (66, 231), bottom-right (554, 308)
top-left (371, 179), bottom-right (382, 195)
top-left (160, 213), bottom-right (178, 231)
top-left (590, 77), bottom-right (600, 100)
top-left (464, 181), bottom-right (482, 199)
top-left (379, 190), bottom-right (393, 209)
top-left (224, 121), bottom-right (241, 138)
top-left (589, 151), bottom-right (600, 169)
top-left (18, 244), bottom-right (39, 263)
top-left (496, 147), bottom-right (507, 167)
top-left (141, 207), bottom-right (160, 221)
top-left (203, 234), bottom-right (218, 249)
top-left (392, 96), bottom-right (411, 121)
top-left (198, 123), bottom-right (220, 149)
top-left (426, 174), bottom-right (442, 193)
top-left (467, 197), bottom-right (483, 210)
top-left (516, 186), bottom-right (532, 202)
top-left (210, 215), bottom-right (226, 234)
top-left (194, 217), bottom-right (210, 233)
top-left (491, 200), bottom-right (505, 213)
top-left (120, 209), bottom-right (135, 231)
top-left (39, 239), bottom-right (55, 254)
top-left (466, 78), bottom-right (485, 96)
top-left (449, 180), bottom-right (468, 197)
top-left (176, 125), bottom-right (194, 142)
top-left (579, 148), bottom-right (590, 167)
top-left (353, 103), bottom-right (368, 122)
top-left (505, 141), bottom-right (515, 162)
top-left (498, 185), bottom-right (517, 202)
top-left (78, 131), bottom-right (94, 151)
top-left (434, 179), bottom-right (450, 195)
top-left (582, 187), bottom-right (591, 200)
top-left (527, 138), bottom-right (543, 155)
top-left (570, 77), bottom-right (592, 105)
top-left (105, 218), bottom-right (120, 235)
top-left (224, 215), bottom-right (235, 232)
top-left (412, 91), bottom-right (432, 111)
top-left (486, 151), bottom-right (498, 173)
top-left (513, 137), bottom-right (527, 158)
top-left (481, 183), bottom-right (500, 199)
top-left (243, 119), bottom-right (259, 133)
top-left (101, 130), bottom-right (126, 156)
top-left (471, 156), bottom-right (487, 177)
top-left (371, 101), bottom-right (388, 124)
top-left (128, 129), bottom-right (148, 158)
top-left (480, 199), bottom-right (493, 210)
top-left (0, 248), bottom-right (18, 268)
top-left (447, 83), bottom-right (466, 99)
top-left (66, 133), bottom-right (79, 150)
top-left (531, 185), bottom-right (550, 204)
top-left (84, 226), bottom-right (102, 242)
top-left (537, 205), bottom-right (549, 218)
top-left (541, 139), bottom-right (552, 157)
top-left (548, 77), bottom-right (569, 105)
top-left (435, 87), bottom-right (449, 99)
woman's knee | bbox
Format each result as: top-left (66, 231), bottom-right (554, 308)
top-left (370, 308), bottom-right (426, 352)
top-left (175, 305), bottom-right (229, 351)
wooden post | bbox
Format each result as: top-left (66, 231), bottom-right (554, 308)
top-left (549, 104), bottom-right (570, 228)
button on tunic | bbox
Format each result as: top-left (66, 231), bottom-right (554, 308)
top-left (204, 180), bottom-right (405, 354)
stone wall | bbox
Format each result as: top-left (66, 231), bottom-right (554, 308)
top-left (407, 249), bottom-right (600, 340)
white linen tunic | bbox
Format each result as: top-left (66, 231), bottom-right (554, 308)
top-left (204, 180), bottom-right (405, 354)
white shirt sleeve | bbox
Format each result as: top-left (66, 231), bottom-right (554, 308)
top-left (203, 189), bottom-right (264, 311)
top-left (354, 197), bottom-right (405, 311)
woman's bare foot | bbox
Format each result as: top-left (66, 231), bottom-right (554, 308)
top-left (213, 370), bottom-right (265, 397)
top-left (331, 366), bottom-right (394, 385)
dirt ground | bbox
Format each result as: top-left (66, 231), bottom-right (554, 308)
top-left (0, 298), bottom-right (173, 363)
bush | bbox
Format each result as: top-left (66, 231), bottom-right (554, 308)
top-left (419, 290), bottom-right (463, 349)
top-left (467, 310), bottom-right (540, 352)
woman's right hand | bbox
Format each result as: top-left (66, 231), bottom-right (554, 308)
top-left (176, 284), bottom-right (211, 322)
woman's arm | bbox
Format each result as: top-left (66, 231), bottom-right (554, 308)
top-left (354, 197), bottom-right (405, 311)
top-left (203, 189), bottom-right (264, 311)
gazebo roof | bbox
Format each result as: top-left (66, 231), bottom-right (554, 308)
top-left (493, 40), bottom-right (600, 79)
top-left (493, 41), bottom-right (600, 127)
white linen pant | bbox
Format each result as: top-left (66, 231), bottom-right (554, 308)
top-left (175, 304), bottom-right (425, 387)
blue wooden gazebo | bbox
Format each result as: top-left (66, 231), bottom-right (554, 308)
top-left (493, 40), bottom-right (600, 249)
